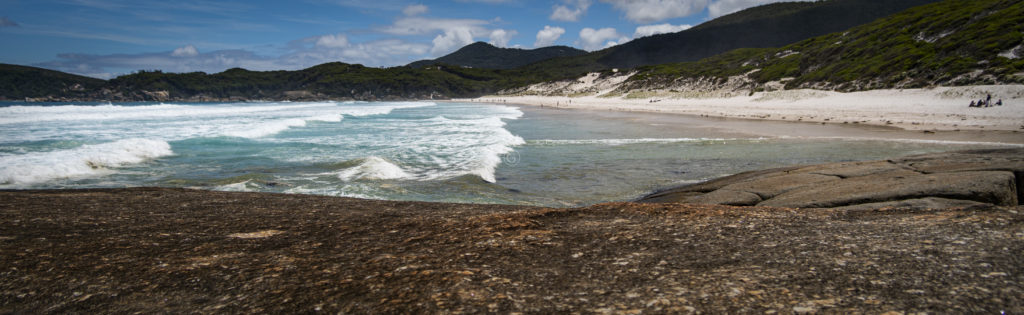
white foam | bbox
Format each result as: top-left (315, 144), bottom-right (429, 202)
top-left (0, 101), bottom-right (439, 142)
top-left (0, 102), bottom-right (333, 124)
top-left (224, 118), bottom-right (309, 138)
top-left (0, 138), bottom-right (173, 186)
top-left (337, 157), bottom-right (412, 181)
top-left (215, 180), bottom-right (254, 192)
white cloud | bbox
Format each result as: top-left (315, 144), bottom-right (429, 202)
top-left (488, 29), bottom-right (517, 47)
top-left (431, 28), bottom-right (476, 56)
top-left (37, 36), bottom-right (434, 79)
top-left (171, 45), bottom-right (199, 57)
top-left (577, 27), bottom-right (628, 51)
top-left (601, 0), bottom-right (709, 23)
top-left (707, 0), bottom-right (814, 18)
top-left (550, 0), bottom-right (591, 22)
top-left (633, 23), bottom-right (692, 38)
top-left (534, 25), bottom-right (566, 47)
top-left (306, 39), bottom-right (430, 66)
top-left (314, 34), bottom-right (349, 48)
top-left (379, 17), bottom-right (490, 36)
top-left (402, 4), bottom-right (428, 16)
top-left (379, 16), bottom-right (514, 56)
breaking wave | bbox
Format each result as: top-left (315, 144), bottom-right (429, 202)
top-left (0, 138), bottom-right (173, 186)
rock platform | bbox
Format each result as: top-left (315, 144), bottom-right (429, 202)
top-left (641, 148), bottom-right (1024, 210)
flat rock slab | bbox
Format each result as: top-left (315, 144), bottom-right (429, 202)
top-left (641, 148), bottom-right (1024, 209)
top-left (831, 197), bottom-right (993, 212)
top-left (1, 188), bottom-right (1022, 313)
top-left (792, 160), bottom-right (910, 178)
top-left (761, 171), bottom-right (1017, 208)
top-left (687, 189), bottom-right (763, 206)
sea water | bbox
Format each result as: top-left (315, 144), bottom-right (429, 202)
top-left (0, 101), bottom-right (1018, 207)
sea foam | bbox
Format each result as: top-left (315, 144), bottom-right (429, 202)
top-left (0, 138), bottom-right (173, 186)
top-left (336, 157), bottom-right (412, 181)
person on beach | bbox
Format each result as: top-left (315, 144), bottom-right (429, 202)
top-left (970, 100), bottom-right (976, 107)
top-left (997, 99), bottom-right (1003, 106)
top-left (987, 94), bottom-right (992, 104)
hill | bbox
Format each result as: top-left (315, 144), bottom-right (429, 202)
top-left (0, 61), bottom-right (575, 102)
top-left (621, 0), bottom-right (1024, 92)
top-left (101, 63), bottom-right (547, 101)
top-left (407, 42), bottom-right (586, 69)
top-left (0, 64), bottom-right (106, 100)
top-left (521, 0), bottom-right (943, 76)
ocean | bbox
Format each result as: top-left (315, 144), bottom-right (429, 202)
top-left (0, 101), bottom-right (1018, 207)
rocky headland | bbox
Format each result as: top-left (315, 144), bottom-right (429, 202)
top-left (1, 149), bottom-right (1023, 313)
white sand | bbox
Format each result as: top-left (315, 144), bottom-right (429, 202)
top-left (465, 85), bottom-right (1024, 132)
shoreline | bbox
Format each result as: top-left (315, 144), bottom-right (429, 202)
top-left (2, 149), bottom-right (1021, 312)
top-left (460, 85), bottom-right (1024, 133)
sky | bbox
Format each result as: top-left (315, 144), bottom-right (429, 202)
top-left (0, 0), bottom-right (811, 79)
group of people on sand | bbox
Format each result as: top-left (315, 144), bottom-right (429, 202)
top-left (969, 94), bottom-right (1003, 108)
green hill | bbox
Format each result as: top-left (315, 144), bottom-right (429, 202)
top-left (529, 0), bottom-right (942, 74)
top-left (0, 64), bottom-right (106, 100)
top-left (407, 42), bottom-right (586, 69)
top-left (102, 63), bottom-right (546, 101)
top-left (625, 0), bottom-right (1024, 91)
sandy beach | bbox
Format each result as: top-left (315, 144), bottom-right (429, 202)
top-left (465, 85), bottom-right (1024, 133)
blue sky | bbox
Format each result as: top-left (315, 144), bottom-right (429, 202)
top-left (0, 0), bottom-right (808, 78)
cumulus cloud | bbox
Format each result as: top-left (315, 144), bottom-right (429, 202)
top-left (488, 29), bottom-right (517, 47)
top-left (633, 23), bottom-right (692, 38)
top-left (402, 4), bottom-right (428, 16)
top-left (378, 16), bottom-right (513, 56)
top-left (35, 36), bottom-right (434, 79)
top-left (28, 3), bottom-right (539, 78)
top-left (171, 45), bottom-right (199, 57)
top-left (708, 0), bottom-right (814, 18)
top-left (379, 17), bottom-right (490, 36)
top-left (315, 34), bottom-right (349, 48)
top-left (550, 0), bottom-right (591, 22)
top-left (577, 27), bottom-right (628, 51)
top-left (601, 0), bottom-right (709, 23)
top-left (0, 17), bottom-right (18, 27)
top-left (534, 25), bottom-right (566, 47)
top-left (295, 38), bottom-right (430, 66)
top-left (431, 28), bottom-right (476, 55)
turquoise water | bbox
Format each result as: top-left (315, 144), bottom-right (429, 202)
top-left (0, 101), bottom-right (1018, 207)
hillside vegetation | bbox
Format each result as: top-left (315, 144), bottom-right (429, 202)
top-left (624, 0), bottom-right (1024, 92)
top-left (0, 64), bottom-right (106, 100)
top-left (2, 0), bottom-right (1020, 101)
top-left (407, 42), bottom-right (586, 69)
top-left (555, 0), bottom-right (942, 70)
top-left (0, 62), bottom-right (578, 101)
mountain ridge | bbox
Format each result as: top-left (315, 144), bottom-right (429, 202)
top-left (407, 42), bottom-right (586, 70)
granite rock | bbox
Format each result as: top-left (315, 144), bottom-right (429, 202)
top-left (641, 148), bottom-right (1024, 209)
